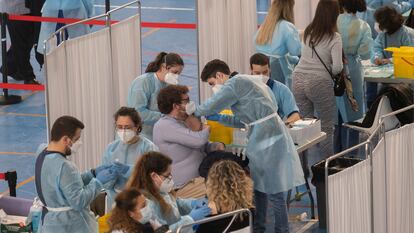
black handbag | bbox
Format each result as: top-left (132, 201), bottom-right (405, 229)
top-left (312, 46), bottom-right (346, 96)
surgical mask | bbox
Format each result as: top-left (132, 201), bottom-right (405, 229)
top-left (165, 73), bottom-right (179, 85)
top-left (117, 129), bottom-right (136, 143)
top-left (70, 141), bottom-right (82, 154)
top-left (185, 101), bottom-right (196, 115)
top-left (159, 177), bottom-right (174, 193)
top-left (138, 205), bottom-right (152, 224)
top-left (374, 23), bottom-right (384, 33)
top-left (212, 84), bottom-right (223, 94)
top-left (260, 75), bottom-right (270, 84)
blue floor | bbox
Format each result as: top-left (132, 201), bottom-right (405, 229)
top-left (0, 1), bottom-right (326, 232)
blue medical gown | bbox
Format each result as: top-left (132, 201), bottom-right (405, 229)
top-left (371, 25), bottom-right (414, 61)
top-left (37, 152), bottom-right (103, 233)
top-left (102, 137), bottom-right (158, 208)
top-left (194, 75), bottom-right (304, 194)
top-left (146, 193), bottom-right (194, 232)
top-left (127, 73), bottom-right (167, 140)
top-left (37, 0), bottom-right (94, 54)
top-left (267, 79), bottom-right (299, 119)
top-left (357, 0), bottom-right (412, 38)
top-left (337, 13), bottom-right (373, 122)
top-left (254, 20), bottom-right (301, 89)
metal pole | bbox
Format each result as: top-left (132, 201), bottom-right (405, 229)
top-left (0, 13), bottom-right (21, 105)
top-left (105, 0), bottom-right (111, 13)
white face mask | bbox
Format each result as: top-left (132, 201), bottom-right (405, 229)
top-left (117, 129), bottom-right (136, 143)
top-left (260, 75), bottom-right (270, 84)
top-left (165, 73), bottom-right (179, 85)
top-left (374, 22), bottom-right (384, 33)
top-left (185, 101), bottom-right (196, 115)
top-left (212, 84), bottom-right (223, 94)
top-left (70, 141), bottom-right (82, 154)
top-left (138, 205), bottom-right (152, 224)
top-left (159, 176), bottom-right (174, 193)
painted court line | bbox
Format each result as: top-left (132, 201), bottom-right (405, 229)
top-left (142, 19), bottom-right (176, 37)
top-left (0, 176), bottom-right (35, 196)
top-left (0, 151), bottom-right (36, 156)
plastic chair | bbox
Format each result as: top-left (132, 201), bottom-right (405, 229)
top-left (176, 209), bottom-right (253, 233)
top-left (343, 96), bottom-right (400, 140)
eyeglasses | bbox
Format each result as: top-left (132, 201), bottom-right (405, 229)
top-left (116, 125), bottom-right (136, 130)
top-left (159, 174), bottom-right (172, 182)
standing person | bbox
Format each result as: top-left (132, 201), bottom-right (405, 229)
top-left (35, 116), bottom-right (120, 233)
top-left (127, 52), bottom-right (184, 141)
top-left (188, 59), bottom-right (304, 233)
top-left (254, 0), bottom-right (301, 89)
top-left (0, 0), bottom-right (43, 84)
top-left (102, 107), bottom-right (158, 210)
top-left (37, 0), bottom-right (94, 53)
top-left (335, 0), bottom-right (373, 152)
top-left (292, 0), bottom-right (343, 158)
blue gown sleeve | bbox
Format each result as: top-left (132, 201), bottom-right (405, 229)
top-left (401, 27), bottom-right (414, 46)
top-left (128, 77), bottom-right (163, 126)
top-left (275, 83), bottom-right (299, 118)
top-left (81, 0), bottom-right (95, 18)
top-left (59, 162), bottom-right (103, 211)
top-left (284, 23), bottom-right (301, 56)
top-left (122, 142), bottom-right (158, 179)
top-left (218, 114), bottom-right (245, 128)
top-left (194, 82), bottom-right (238, 117)
top-left (176, 198), bottom-right (194, 215)
top-left (371, 33), bottom-right (386, 62)
top-left (385, 0), bottom-right (412, 14)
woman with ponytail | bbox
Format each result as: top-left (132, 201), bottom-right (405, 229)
top-left (127, 52), bottom-right (184, 140)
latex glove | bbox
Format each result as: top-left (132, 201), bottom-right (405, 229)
top-left (206, 114), bottom-right (221, 121)
top-left (95, 164), bottom-right (112, 176)
top-left (191, 197), bottom-right (208, 208)
top-left (189, 206), bottom-right (211, 221)
top-left (113, 162), bottom-right (129, 175)
top-left (96, 168), bottom-right (117, 184)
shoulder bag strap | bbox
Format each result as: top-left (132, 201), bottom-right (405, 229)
top-left (311, 45), bottom-right (334, 78)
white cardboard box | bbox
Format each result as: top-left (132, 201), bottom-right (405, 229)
top-left (289, 119), bottom-right (321, 146)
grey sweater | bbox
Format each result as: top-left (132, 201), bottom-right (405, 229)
top-left (153, 115), bottom-right (214, 188)
top-left (294, 33), bottom-right (343, 76)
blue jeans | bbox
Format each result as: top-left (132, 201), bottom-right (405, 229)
top-left (254, 190), bottom-right (289, 233)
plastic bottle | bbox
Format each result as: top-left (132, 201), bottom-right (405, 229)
top-left (26, 198), bottom-right (43, 233)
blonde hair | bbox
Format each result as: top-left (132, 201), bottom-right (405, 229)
top-left (256, 0), bottom-right (295, 45)
top-left (206, 160), bottom-right (254, 213)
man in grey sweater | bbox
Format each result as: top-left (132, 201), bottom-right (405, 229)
top-left (153, 85), bottom-right (225, 198)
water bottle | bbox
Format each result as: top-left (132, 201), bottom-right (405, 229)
top-left (27, 197), bottom-right (43, 233)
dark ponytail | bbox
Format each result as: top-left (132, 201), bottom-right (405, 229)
top-left (145, 52), bottom-right (184, 73)
top-left (145, 52), bottom-right (168, 73)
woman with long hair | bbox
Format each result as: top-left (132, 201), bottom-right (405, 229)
top-left (126, 152), bottom-right (211, 232)
top-left (254, 0), bottom-right (301, 89)
top-left (195, 160), bottom-right (254, 233)
top-left (335, 0), bottom-right (373, 153)
top-left (127, 52), bottom-right (184, 140)
top-left (292, 0), bottom-right (343, 158)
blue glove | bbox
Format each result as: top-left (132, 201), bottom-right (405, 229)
top-left (112, 162), bottom-right (129, 175)
top-left (206, 114), bottom-right (221, 121)
top-left (189, 206), bottom-right (211, 221)
top-left (96, 168), bottom-right (117, 184)
top-left (95, 164), bottom-right (112, 176)
top-left (191, 197), bottom-right (208, 208)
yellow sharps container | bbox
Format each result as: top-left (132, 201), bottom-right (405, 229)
top-left (207, 109), bottom-right (233, 144)
top-left (385, 46), bottom-right (414, 78)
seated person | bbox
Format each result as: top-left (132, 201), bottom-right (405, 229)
top-left (102, 107), bottom-right (158, 209)
top-left (250, 53), bottom-right (300, 125)
top-left (108, 188), bottom-right (168, 233)
top-left (196, 160), bottom-right (254, 233)
top-left (126, 151), bottom-right (211, 232)
top-left (153, 85), bottom-right (224, 198)
top-left (371, 6), bottom-right (414, 65)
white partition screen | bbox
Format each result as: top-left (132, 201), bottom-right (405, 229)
top-left (197, 0), bottom-right (257, 102)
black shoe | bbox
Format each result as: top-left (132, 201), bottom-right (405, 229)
top-left (24, 79), bottom-right (41, 85)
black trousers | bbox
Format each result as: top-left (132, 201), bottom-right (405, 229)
top-left (2, 14), bottom-right (43, 81)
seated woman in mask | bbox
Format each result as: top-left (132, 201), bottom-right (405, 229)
top-left (102, 107), bottom-right (158, 210)
top-left (126, 151), bottom-right (211, 232)
top-left (108, 188), bottom-right (170, 233)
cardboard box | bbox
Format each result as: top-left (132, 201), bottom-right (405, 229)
top-left (289, 119), bottom-right (321, 146)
